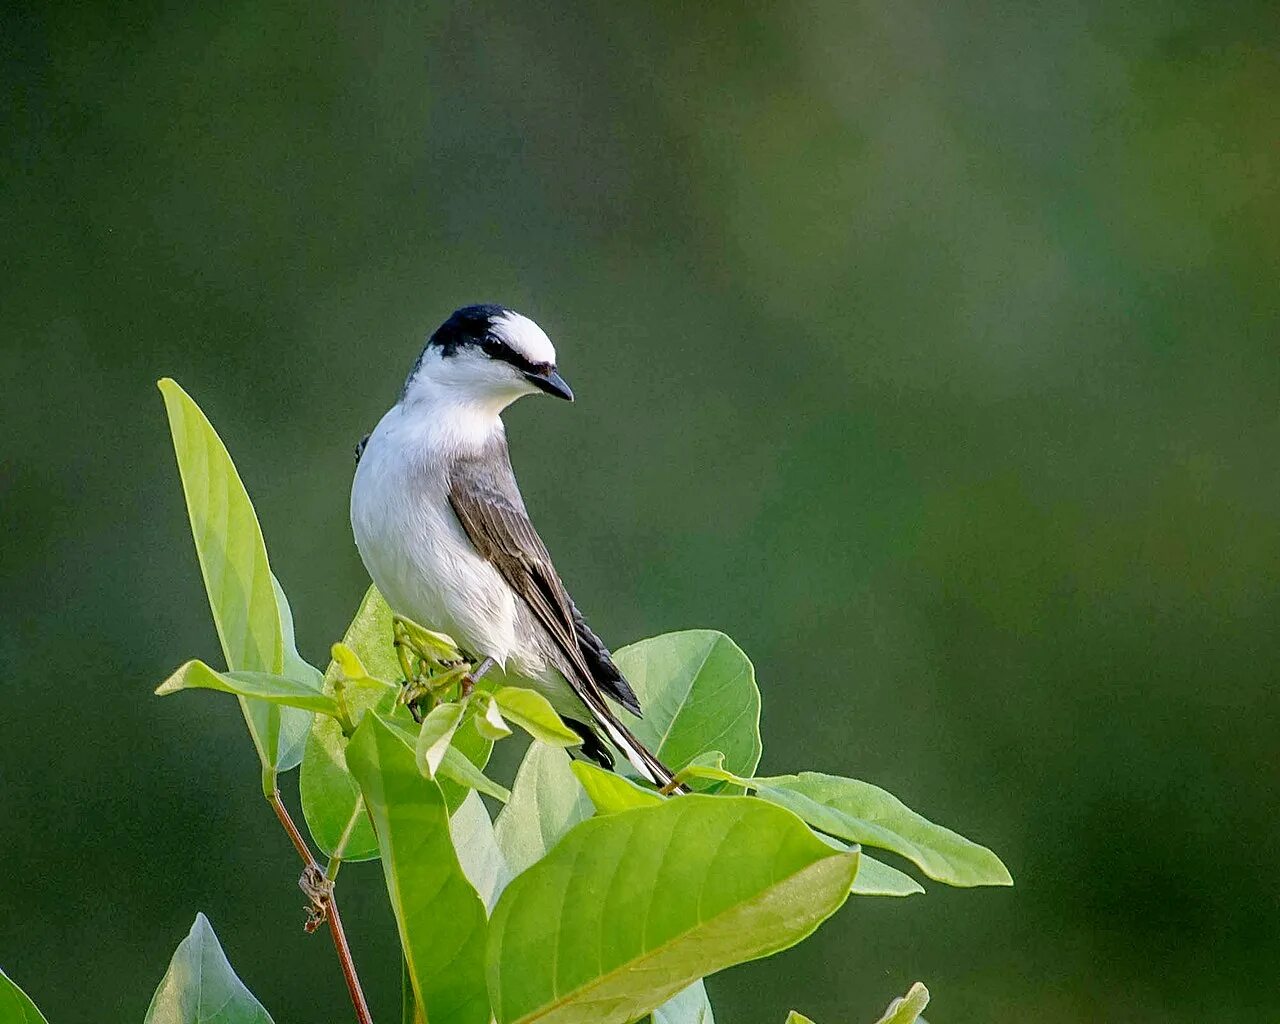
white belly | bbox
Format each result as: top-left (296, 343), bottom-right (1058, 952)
top-left (350, 408), bottom-right (527, 669)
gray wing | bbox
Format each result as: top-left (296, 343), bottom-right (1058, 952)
top-left (447, 438), bottom-right (642, 717)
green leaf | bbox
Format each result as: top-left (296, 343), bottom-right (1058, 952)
top-left (439, 744), bottom-right (511, 804)
top-left (417, 700), bottom-right (469, 778)
top-left (402, 961), bottom-right (415, 1024)
top-left (651, 980), bottom-right (715, 1024)
top-left (753, 773), bottom-right (1012, 887)
top-left (871, 983), bottom-right (929, 1024)
top-left (158, 379), bottom-right (283, 678)
top-left (440, 726), bottom-right (497, 808)
top-left (347, 713), bottom-right (490, 1024)
top-left (0, 967), bottom-right (49, 1024)
top-left (853, 854), bottom-right (925, 897)
top-left (614, 631), bottom-right (761, 788)
top-left (338, 586), bottom-right (403, 679)
top-left (401, 959), bottom-right (429, 1024)
top-left (571, 760), bottom-right (663, 813)
top-left (660, 759), bottom-right (989, 893)
top-left (271, 575), bottom-right (319, 771)
top-left (785, 1014), bottom-right (816, 1024)
top-left (143, 912), bottom-right (273, 1024)
top-left (475, 696), bottom-right (513, 741)
top-left (156, 660), bottom-right (339, 717)
top-left (298, 588), bottom-right (499, 861)
top-left (396, 615), bottom-right (463, 662)
top-left (673, 750), bottom-right (741, 787)
top-left (451, 790), bottom-right (514, 911)
top-left (487, 795), bottom-right (858, 1024)
top-left (331, 641), bottom-right (371, 680)
top-left (299, 586), bottom-right (398, 860)
top-left (299, 587), bottom-right (491, 859)
top-left (494, 743), bottom-right (591, 877)
top-left (375, 706), bottom-right (509, 806)
top-left (809, 833), bottom-right (923, 897)
top-left (493, 687), bottom-right (582, 747)
top-left (298, 682), bottom-right (385, 862)
top-left (158, 378), bottom-right (309, 791)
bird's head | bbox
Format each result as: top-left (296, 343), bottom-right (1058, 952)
top-left (401, 304), bottom-right (574, 413)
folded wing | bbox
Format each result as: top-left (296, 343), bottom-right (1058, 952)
top-left (447, 437), bottom-right (671, 786)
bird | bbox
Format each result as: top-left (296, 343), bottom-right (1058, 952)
top-left (350, 303), bottom-right (679, 789)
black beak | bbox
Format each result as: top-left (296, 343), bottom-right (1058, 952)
top-left (526, 368), bottom-right (574, 402)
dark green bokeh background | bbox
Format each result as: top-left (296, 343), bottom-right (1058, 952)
top-left (3, 2), bottom-right (1278, 1021)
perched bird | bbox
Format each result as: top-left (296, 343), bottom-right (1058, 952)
top-left (350, 303), bottom-right (678, 788)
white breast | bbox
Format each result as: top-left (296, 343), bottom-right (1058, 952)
top-left (350, 403), bottom-right (521, 666)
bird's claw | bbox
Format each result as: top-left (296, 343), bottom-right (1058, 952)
top-left (398, 663), bottom-right (475, 721)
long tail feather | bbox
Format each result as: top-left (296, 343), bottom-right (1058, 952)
top-left (585, 702), bottom-right (687, 794)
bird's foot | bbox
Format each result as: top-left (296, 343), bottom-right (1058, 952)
top-left (457, 655), bottom-right (501, 699)
top-left (392, 615), bottom-right (465, 669)
top-left (399, 664), bottom-right (476, 719)
top-left (428, 664), bottom-right (473, 700)
top-left (398, 678), bottom-right (433, 707)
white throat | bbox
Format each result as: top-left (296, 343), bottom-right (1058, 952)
top-left (389, 345), bottom-right (537, 458)
top-left (390, 381), bottom-right (509, 460)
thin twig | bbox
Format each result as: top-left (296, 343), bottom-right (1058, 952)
top-left (269, 791), bottom-right (373, 1024)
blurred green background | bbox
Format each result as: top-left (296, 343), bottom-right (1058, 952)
top-left (3, 2), bottom-right (1278, 1021)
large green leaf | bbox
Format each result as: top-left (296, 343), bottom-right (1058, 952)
top-left (158, 378), bottom-right (307, 789)
top-left (347, 713), bottom-right (490, 1024)
top-left (143, 913), bottom-right (273, 1024)
top-left (451, 790), bottom-right (514, 912)
top-left (671, 759), bottom-right (972, 893)
top-left (753, 773), bottom-right (1012, 887)
top-left (156, 661), bottom-right (338, 717)
top-left (493, 743), bottom-right (591, 877)
top-left (487, 795), bottom-right (858, 1024)
top-left (158, 378), bottom-right (282, 678)
top-left (614, 631), bottom-right (761, 786)
top-left (569, 750), bottom-right (813, 1024)
top-left (0, 967), bottom-right (49, 1024)
top-left (574, 757), bottom-right (747, 1022)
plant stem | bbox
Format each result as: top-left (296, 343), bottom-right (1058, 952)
top-left (269, 791), bottom-right (373, 1024)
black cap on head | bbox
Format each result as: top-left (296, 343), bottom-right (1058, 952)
top-left (426, 304), bottom-right (513, 358)
top-left (402, 303), bottom-right (571, 400)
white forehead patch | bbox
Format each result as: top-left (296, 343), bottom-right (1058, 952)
top-left (493, 311), bottom-right (556, 365)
